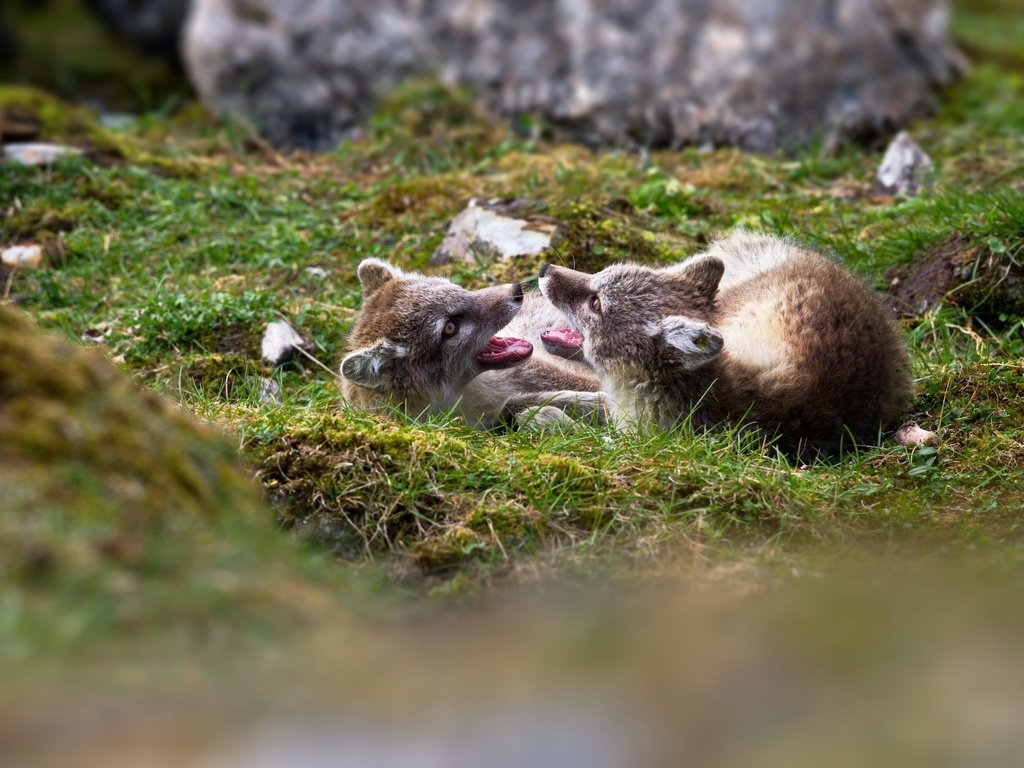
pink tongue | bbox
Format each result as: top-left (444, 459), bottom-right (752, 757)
top-left (477, 336), bottom-right (533, 364)
top-left (540, 327), bottom-right (584, 349)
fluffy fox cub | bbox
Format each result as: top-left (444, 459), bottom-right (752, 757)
top-left (340, 259), bottom-right (601, 427)
top-left (540, 232), bottom-right (913, 458)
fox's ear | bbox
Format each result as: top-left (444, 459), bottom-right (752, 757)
top-left (357, 259), bottom-right (401, 296)
top-left (340, 341), bottom-right (403, 388)
top-left (668, 256), bottom-right (724, 299)
top-left (656, 316), bottom-right (724, 370)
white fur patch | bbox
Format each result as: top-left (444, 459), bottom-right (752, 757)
top-left (719, 295), bottom-right (791, 370)
top-left (605, 383), bottom-right (641, 429)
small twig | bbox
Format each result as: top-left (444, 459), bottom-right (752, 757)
top-left (292, 343), bottom-right (339, 377)
top-left (2, 265), bottom-right (18, 302)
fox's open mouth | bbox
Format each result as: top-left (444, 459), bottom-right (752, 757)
top-left (540, 327), bottom-right (584, 351)
top-left (477, 336), bottom-right (533, 368)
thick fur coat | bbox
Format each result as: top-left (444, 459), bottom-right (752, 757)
top-left (340, 259), bottom-right (601, 427)
top-left (540, 232), bottom-right (913, 458)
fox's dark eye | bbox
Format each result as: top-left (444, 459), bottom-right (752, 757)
top-left (442, 319), bottom-right (458, 338)
top-left (589, 294), bottom-right (602, 313)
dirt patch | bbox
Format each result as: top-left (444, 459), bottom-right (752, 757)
top-left (887, 233), bottom-right (1024, 320)
top-left (886, 234), bottom-right (972, 317)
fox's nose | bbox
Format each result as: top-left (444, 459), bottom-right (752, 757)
top-left (511, 282), bottom-right (524, 302)
top-left (539, 263), bottom-right (552, 278)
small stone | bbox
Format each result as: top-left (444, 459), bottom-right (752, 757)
top-left (81, 322), bottom-right (114, 345)
top-left (304, 266), bottom-right (329, 279)
top-left (874, 131), bottom-right (933, 197)
top-left (894, 421), bottom-right (940, 448)
top-left (430, 199), bottom-right (556, 266)
top-left (261, 320), bottom-right (306, 366)
top-left (1, 244), bottom-right (43, 268)
top-left (257, 377), bottom-right (283, 404)
top-left (2, 143), bottom-right (83, 167)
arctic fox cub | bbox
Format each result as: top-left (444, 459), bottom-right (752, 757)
top-left (340, 259), bottom-right (602, 427)
top-left (539, 232), bottom-right (913, 458)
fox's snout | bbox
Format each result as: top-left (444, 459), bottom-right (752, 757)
top-left (478, 282), bottom-right (523, 301)
top-left (477, 281), bottom-right (525, 314)
top-left (538, 264), bottom-right (590, 310)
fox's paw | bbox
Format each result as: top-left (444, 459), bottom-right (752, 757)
top-left (513, 405), bottom-right (576, 431)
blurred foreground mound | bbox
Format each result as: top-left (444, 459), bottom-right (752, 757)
top-left (0, 306), bottom-right (327, 653)
top-left (184, 0), bottom-right (966, 151)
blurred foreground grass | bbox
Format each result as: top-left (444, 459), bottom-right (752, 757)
top-left (5, 555), bottom-right (1024, 766)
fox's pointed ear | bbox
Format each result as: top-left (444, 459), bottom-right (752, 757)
top-left (668, 256), bottom-right (724, 299)
top-left (656, 316), bottom-right (724, 370)
top-left (340, 340), bottom-right (403, 389)
top-left (357, 259), bottom-right (401, 296)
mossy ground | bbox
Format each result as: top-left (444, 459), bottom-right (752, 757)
top-left (1, 1), bottom-right (1023, 668)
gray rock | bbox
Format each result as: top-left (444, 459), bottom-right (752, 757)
top-left (261, 320), bottom-right (306, 366)
top-left (874, 131), bottom-right (934, 196)
top-left (257, 377), bottom-right (283, 404)
top-left (81, 321), bottom-right (114, 345)
top-left (184, 0), bottom-right (966, 153)
top-left (1, 244), bottom-right (43, 268)
top-left (430, 199), bottom-right (557, 266)
top-left (894, 421), bottom-right (940, 448)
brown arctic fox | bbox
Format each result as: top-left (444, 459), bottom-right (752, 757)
top-left (539, 231), bottom-right (913, 458)
top-left (340, 259), bottom-right (602, 427)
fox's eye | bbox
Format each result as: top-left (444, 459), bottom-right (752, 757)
top-left (589, 294), bottom-right (602, 313)
top-left (442, 319), bottom-right (458, 338)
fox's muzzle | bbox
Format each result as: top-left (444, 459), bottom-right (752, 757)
top-left (539, 264), bottom-right (593, 311)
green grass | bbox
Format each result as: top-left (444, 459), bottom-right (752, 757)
top-left (1, 1), bottom-right (1023, 665)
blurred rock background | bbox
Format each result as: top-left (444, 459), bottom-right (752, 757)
top-left (2, 0), bottom-right (969, 151)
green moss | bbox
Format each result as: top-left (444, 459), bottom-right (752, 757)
top-left (0, 85), bottom-right (207, 176)
top-left (255, 413), bottom-right (492, 558)
top-left (370, 80), bottom-right (489, 140)
top-left (0, 85), bottom-right (123, 156)
top-left (547, 198), bottom-right (699, 272)
top-left (359, 176), bottom-right (476, 233)
top-left (2, 197), bottom-right (106, 242)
